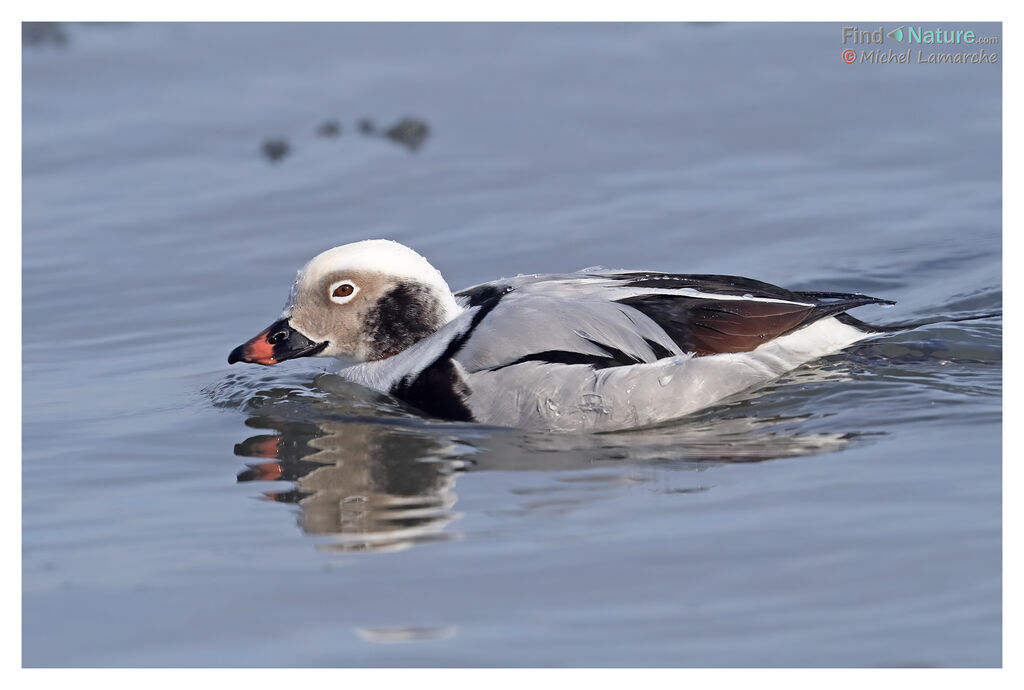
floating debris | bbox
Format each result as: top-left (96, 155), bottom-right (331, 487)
top-left (23, 22), bottom-right (68, 47)
top-left (384, 117), bottom-right (430, 152)
top-left (259, 114), bottom-right (430, 166)
top-left (316, 120), bottom-right (341, 138)
top-left (355, 626), bottom-right (457, 643)
top-left (261, 138), bottom-right (290, 163)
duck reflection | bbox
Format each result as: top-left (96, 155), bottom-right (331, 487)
top-left (235, 416), bottom-right (469, 553)
top-left (231, 372), bottom-right (865, 554)
top-left (222, 362), bottom-right (877, 551)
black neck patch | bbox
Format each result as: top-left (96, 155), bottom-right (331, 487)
top-left (364, 282), bottom-right (444, 360)
top-left (390, 285), bottom-right (509, 422)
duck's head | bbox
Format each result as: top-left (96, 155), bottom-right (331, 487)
top-left (228, 239), bottom-right (461, 366)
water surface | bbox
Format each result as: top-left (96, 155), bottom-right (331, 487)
top-left (22, 22), bottom-right (1001, 667)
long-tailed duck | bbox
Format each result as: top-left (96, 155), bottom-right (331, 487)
top-left (229, 239), bottom-right (899, 431)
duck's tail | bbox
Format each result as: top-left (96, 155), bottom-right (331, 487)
top-left (835, 309), bottom-right (1002, 334)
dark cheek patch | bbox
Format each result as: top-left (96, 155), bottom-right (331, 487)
top-left (364, 282), bottom-right (443, 359)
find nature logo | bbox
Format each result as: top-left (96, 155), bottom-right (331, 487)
top-left (840, 25), bottom-right (999, 65)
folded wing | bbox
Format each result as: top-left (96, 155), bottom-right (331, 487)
top-left (453, 271), bottom-right (894, 367)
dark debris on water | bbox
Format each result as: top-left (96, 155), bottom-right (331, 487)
top-left (316, 120), bottom-right (341, 138)
top-left (259, 116), bottom-right (430, 164)
top-left (383, 117), bottom-right (430, 152)
top-left (23, 22), bottom-right (68, 48)
top-left (261, 138), bottom-right (291, 163)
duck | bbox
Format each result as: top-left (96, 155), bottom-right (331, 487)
top-left (228, 239), bottom-right (899, 432)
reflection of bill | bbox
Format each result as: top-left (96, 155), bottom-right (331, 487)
top-left (237, 417), bottom-right (467, 553)
top-left (355, 625), bottom-right (457, 643)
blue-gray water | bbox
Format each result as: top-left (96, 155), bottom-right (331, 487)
top-left (22, 22), bottom-right (1001, 667)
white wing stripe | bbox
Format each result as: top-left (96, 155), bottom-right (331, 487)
top-left (608, 287), bottom-right (814, 306)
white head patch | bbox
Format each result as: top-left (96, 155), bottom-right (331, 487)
top-left (308, 240), bottom-right (449, 285)
top-left (283, 239), bottom-right (460, 321)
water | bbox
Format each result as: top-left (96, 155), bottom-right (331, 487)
top-left (22, 22), bottom-right (1001, 667)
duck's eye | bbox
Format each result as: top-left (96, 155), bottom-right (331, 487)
top-left (329, 280), bottom-right (359, 304)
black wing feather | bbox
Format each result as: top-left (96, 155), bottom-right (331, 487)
top-left (618, 288), bottom-right (894, 356)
